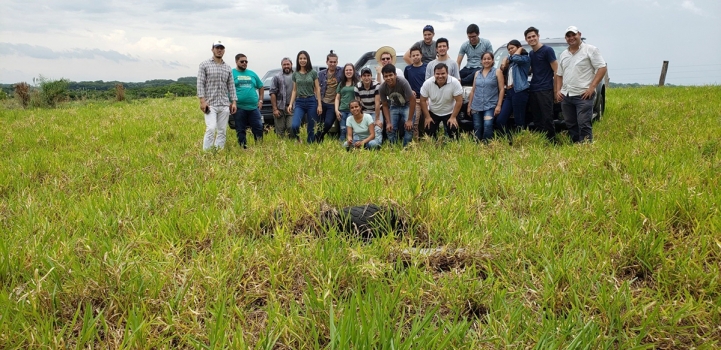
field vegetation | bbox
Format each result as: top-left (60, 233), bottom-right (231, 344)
top-left (1, 86), bottom-right (719, 349)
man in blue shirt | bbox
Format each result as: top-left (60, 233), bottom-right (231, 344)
top-left (457, 24), bottom-right (493, 86)
top-left (231, 53), bottom-right (264, 149)
top-left (404, 45), bottom-right (427, 139)
top-left (525, 26), bottom-right (558, 142)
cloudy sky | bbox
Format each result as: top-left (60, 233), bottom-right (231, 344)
top-left (1, 0), bottom-right (719, 85)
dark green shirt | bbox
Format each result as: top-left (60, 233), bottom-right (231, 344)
top-left (336, 83), bottom-right (356, 111)
top-left (292, 70), bottom-right (318, 98)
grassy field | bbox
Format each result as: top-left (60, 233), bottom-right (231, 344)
top-left (1, 86), bottom-right (720, 349)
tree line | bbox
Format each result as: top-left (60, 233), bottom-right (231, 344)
top-left (0, 77), bottom-right (199, 102)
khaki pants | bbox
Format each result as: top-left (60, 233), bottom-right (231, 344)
top-left (413, 98), bottom-right (422, 140)
top-left (274, 108), bottom-right (293, 139)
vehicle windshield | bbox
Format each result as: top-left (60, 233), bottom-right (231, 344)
top-left (493, 43), bottom-right (568, 68)
top-left (261, 66), bottom-right (325, 87)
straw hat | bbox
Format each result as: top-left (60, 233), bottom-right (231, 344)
top-left (374, 46), bottom-right (397, 65)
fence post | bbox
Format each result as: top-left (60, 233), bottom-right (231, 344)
top-left (658, 61), bottom-right (669, 87)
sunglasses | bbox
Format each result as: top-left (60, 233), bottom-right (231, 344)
top-left (381, 57), bottom-right (392, 61)
top-left (239, 60), bottom-right (248, 63)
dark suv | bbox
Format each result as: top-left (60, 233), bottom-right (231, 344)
top-left (492, 38), bottom-right (608, 129)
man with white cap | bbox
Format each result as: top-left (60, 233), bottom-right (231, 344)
top-left (555, 26), bottom-right (607, 143)
top-left (197, 40), bottom-right (237, 150)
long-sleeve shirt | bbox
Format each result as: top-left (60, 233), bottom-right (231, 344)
top-left (197, 58), bottom-right (237, 107)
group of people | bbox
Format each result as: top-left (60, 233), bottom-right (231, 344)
top-left (196, 24), bottom-right (607, 151)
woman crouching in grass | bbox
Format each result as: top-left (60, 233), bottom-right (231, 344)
top-left (344, 100), bottom-right (380, 150)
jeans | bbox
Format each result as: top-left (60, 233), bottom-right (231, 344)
top-left (274, 108), bottom-right (293, 139)
top-left (366, 112), bottom-right (384, 144)
top-left (471, 109), bottom-right (494, 143)
top-left (343, 135), bottom-right (381, 150)
top-left (319, 102), bottom-right (336, 142)
top-left (561, 94), bottom-right (595, 143)
top-left (425, 111), bottom-right (459, 140)
top-left (337, 111), bottom-right (349, 141)
top-left (231, 108), bottom-right (263, 148)
top-left (496, 88), bottom-right (530, 134)
top-left (291, 97), bottom-right (321, 143)
top-left (386, 105), bottom-right (413, 147)
top-left (460, 66), bottom-right (481, 86)
top-left (528, 89), bottom-right (556, 142)
top-left (413, 98), bottom-right (422, 139)
top-left (203, 105), bottom-right (230, 150)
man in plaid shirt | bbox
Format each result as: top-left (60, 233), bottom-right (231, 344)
top-left (197, 40), bottom-right (237, 150)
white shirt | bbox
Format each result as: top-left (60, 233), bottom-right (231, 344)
top-left (507, 66), bottom-right (514, 87)
top-left (557, 43), bottom-right (607, 96)
top-left (420, 76), bottom-right (463, 115)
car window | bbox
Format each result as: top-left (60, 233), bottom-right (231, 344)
top-left (262, 76), bottom-right (274, 87)
top-left (493, 45), bottom-right (531, 68)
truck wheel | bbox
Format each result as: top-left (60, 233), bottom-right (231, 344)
top-left (593, 90), bottom-right (605, 122)
top-left (335, 204), bottom-right (398, 240)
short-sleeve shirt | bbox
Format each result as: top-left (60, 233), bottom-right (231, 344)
top-left (425, 58), bottom-right (461, 80)
top-left (336, 83), bottom-right (356, 111)
top-left (529, 45), bottom-right (557, 92)
top-left (323, 75), bottom-right (338, 104)
top-left (354, 81), bottom-right (379, 115)
top-left (232, 68), bottom-right (263, 111)
top-left (420, 76), bottom-right (463, 115)
top-left (557, 43), bottom-right (607, 96)
top-left (379, 76), bottom-right (414, 107)
top-left (458, 39), bottom-right (493, 69)
top-left (292, 70), bottom-right (318, 97)
top-left (346, 113), bottom-right (375, 139)
top-left (414, 40), bottom-right (437, 64)
top-left (404, 64), bottom-right (427, 96)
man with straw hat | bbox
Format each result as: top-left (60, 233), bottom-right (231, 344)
top-left (374, 46), bottom-right (404, 84)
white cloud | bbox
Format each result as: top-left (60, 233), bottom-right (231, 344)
top-left (681, 0), bottom-right (703, 14)
top-left (1, 0), bottom-right (720, 85)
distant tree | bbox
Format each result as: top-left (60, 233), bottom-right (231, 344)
top-left (14, 82), bottom-right (30, 108)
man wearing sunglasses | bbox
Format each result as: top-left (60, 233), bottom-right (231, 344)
top-left (374, 46), bottom-right (403, 84)
top-left (230, 53), bottom-right (264, 149)
top-left (197, 40), bottom-right (237, 151)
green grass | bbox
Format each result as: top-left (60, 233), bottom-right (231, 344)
top-left (1, 86), bottom-right (720, 349)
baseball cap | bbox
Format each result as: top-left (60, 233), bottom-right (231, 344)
top-left (212, 40), bottom-right (225, 48)
top-left (423, 25), bottom-right (434, 33)
top-left (565, 26), bottom-right (579, 34)
top-left (360, 67), bottom-right (373, 75)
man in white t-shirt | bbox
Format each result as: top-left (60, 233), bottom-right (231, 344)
top-left (420, 63), bottom-right (463, 140)
top-left (554, 26), bottom-right (607, 143)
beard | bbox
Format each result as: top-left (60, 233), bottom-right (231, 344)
top-left (237, 66), bottom-right (246, 71)
top-left (283, 68), bottom-right (291, 74)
